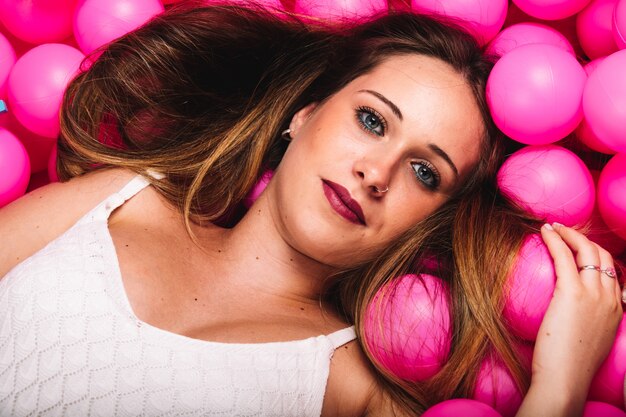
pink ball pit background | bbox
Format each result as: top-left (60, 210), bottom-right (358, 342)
top-left (364, 274), bottom-right (451, 382)
top-left (497, 145), bottom-right (595, 226)
top-left (422, 399), bottom-right (503, 417)
top-left (486, 22), bottom-right (574, 57)
top-left (7, 43), bottom-right (84, 138)
top-left (503, 234), bottom-right (557, 341)
top-left (486, 43), bottom-right (586, 145)
top-left (614, 0), bottom-right (626, 48)
top-left (582, 49), bottom-right (626, 153)
top-left (597, 153), bottom-right (626, 241)
top-left (472, 345), bottom-right (533, 417)
top-left (0, 0), bottom-right (78, 45)
top-left (0, 127), bottom-right (30, 208)
top-left (411, 0), bottom-right (508, 45)
top-left (74, 0), bottom-right (164, 54)
top-left (576, 0), bottom-right (619, 59)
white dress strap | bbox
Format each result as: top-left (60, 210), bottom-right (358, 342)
top-left (100, 175), bottom-right (148, 215)
top-left (327, 326), bottom-right (357, 349)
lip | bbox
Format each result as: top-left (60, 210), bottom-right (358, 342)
top-left (322, 180), bottom-right (366, 226)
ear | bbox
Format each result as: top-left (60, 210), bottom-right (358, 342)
top-left (289, 102), bottom-right (318, 139)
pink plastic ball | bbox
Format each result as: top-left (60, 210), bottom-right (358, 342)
top-left (583, 401), bottom-right (626, 417)
top-left (485, 22), bottom-right (574, 58)
top-left (293, 0), bottom-right (388, 22)
top-left (597, 154), bottom-right (626, 240)
top-left (486, 44), bottom-right (586, 145)
top-left (0, 32), bottom-right (16, 98)
top-left (0, 127), bottom-right (30, 208)
top-left (577, 0), bottom-right (619, 59)
top-left (0, 0), bottom-right (78, 44)
top-left (575, 58), bottom-right (616, 155)
top-left (497, 145), bottom-right (595, 226)
top-left (0, 112), bottom-right (56, 174)
top-left (587, 171), bottom-right (626, 256)
top-left (588, 315), bottom-right (626, 408)
top-left (422, 399), bottom-right (503, 417)
top-left (502, 234), bottom-right (556, 341)
top-left (411, 0), bottom-right (507, 45)
top-left (472, 345), bottom-right (533, 417)
top-left (204, 0), bottom-right (285, 11)
top-left (582, 49), bottom-right (626, 153)
top-left (364, 274), bottom-right (451, 382)
top-left (74, 0), bottom-right (165, 55)
top-left (614, 0), bottom-right (626, 48)
top-left (243, 169), bottom-right (274, 208)
top-left (512, 0), bottom-right (592, 20)
top-left (7, 43), bottom-right (85, 139)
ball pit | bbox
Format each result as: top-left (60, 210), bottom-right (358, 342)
top-left (485, 22), bottom-right (575, 57)
top-left (588, 315), bottom-right (626, 408)
top-left (486, 43), bottom-right (586, 145)
top-left (422, 398), bottom-right (503, 417)
top-left (597, 153), bottom-right (626, 241)
top-left (0, 0), bottom-right (78, 44)
top-left (615, 0), bottom-right (626, 48)
top-left (512, 0), bottom-right (592, 20)
top-left (0, 32), bottom-right (16, 98)
top-left (293, 0), bottom-right (388, 23)
top-left (583, 402), bottom-right (626, 417)
top-left (0, 128), bottom-right (30, 208)
top-left (502, 234), bottom-right (556, 341)
top-left (576, 0), bottom-right (619, 59)
top-left (497, 145), bottom-right (595, 226)
top-left (1, 1), bottom-right (626, 415)
top-left (364, 274), bottom-right (451, 382)
top-left (472, 345), bottom-right (533, 417)
top-left (410, 0), bottom-right (508, 45)
top-left (74, 0), bottom-right (165, 54)
top-left (582, 49), bottom-right (626, 153)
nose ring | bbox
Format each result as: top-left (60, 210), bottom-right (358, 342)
top-left (374, 185), bottom-right (389, 193)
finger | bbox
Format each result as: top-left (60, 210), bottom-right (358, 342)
top-left (594, 242), bottom-right (617, 292)
top-left (552, 223), bottom-right (602, 284)
top-left (540, 223), bottom-right (580, 286)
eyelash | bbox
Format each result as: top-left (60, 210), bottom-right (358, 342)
top-left (354, 105), bottom-right (441, 191)
top-left (411, 161), bottom-right (441, 191)
top-left (355, 106), bottom-right (387, 136)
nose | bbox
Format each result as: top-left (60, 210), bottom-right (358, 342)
top-left (354, 153), bottom-right (394, 197)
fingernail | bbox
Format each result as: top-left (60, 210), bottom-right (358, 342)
top-left (552, 222), bottom-right (564, 229)
top-left (543, 223), bottom-right (554, 231)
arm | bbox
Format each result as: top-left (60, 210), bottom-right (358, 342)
top-left (515, 223), bottom-right (623, 417)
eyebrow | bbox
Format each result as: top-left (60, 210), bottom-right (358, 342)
top-left (429, 144), bottom-right (459, 180)
top-left (359, 89), bottom-right (460, 181)
top-left (358, 89), bottom-right (403, 121)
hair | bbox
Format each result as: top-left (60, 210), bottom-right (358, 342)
top-left (57, 2), bottom-right (546, 415)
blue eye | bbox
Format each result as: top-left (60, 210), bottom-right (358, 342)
top-left (411, 161), bottom-right (441, 190)
top-left (356, 106), bottom-right (386, 136)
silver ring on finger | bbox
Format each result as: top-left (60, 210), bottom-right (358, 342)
top-left (578, 264), bottom-right (602, 273)
top-left (601, 267), bottom-right (617, 278)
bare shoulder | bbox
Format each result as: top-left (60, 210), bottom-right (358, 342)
top-left (0, 167), bottom-right (138, 278)
top-left (322, 339), bottom-right (415, 417)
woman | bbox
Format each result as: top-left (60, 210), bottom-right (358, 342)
top-left (0, 2), bottom-right (621, 416)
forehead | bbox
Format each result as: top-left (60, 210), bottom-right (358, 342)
top-left (340, 54), bottom-right (485, 178)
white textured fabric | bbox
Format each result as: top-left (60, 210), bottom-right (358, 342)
top-left (0, 171), bottom-right (357, 417)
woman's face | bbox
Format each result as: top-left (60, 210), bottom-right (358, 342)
top-left (268, 54), bottom-right (484, 267)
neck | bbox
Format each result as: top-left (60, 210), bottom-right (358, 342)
top-left (199, 194), bottom-right (337, 307)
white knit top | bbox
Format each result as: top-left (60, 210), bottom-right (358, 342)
top-left (0, 171), bottom-right (357, 417)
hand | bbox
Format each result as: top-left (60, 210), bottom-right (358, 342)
top-left (523, 223), bottom-right (622, 415)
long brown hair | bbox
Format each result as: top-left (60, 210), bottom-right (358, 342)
top-left (57, 3), bottom-right (543, 415)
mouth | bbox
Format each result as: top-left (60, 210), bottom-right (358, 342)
top-left (322, 180), bottom-right (366, 226)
